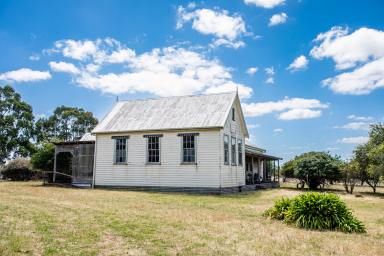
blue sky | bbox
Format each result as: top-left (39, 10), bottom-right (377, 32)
top-left (1, 0), bottom-right (383, 161)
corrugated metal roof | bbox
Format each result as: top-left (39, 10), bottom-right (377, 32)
top-left (80, 133), bottom-right (96, 141)
top-left (92, 92), bottom-right (237, 133)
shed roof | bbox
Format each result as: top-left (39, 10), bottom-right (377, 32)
top-left (92, 92), bottom-right (245, 134)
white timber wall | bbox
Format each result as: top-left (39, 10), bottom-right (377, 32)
top-left (220, 99), bottom-right (246, 187)
top-left (94, 129), bottom-right (222, 187)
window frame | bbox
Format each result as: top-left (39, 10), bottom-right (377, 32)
top-left (232, 107), bottom-right (235, 121)
top-left (112, 136), bottom-right (129, 165)
top-left (178, 133), bottom-right (198, 164)
top-left (231, 136), bottom-right (237, 166)
top-left (144, 135), bottom-right (162, 164)
top-left (238, 138), bottom-right (243, 166)
top-left (224, 134), bottom-right (229, 165)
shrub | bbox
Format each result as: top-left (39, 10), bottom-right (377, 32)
top-left (263, 197), bottom-right (292, 220)
top-left (264, 192), bottom-right (366, 233)
top-left (31, 143), bottom-right (55, 172)
top-left (0, 158), bottom-right (35, 181)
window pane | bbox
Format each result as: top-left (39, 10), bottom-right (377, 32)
top-left (147, 136), bottom-right (160, 163)
top-left (224, 135), bottom-right (229, 165)
top-left (231, 137), bottom-right (236, 165)
top-left (115, 138), bottom-right (127, 164)
top-left (182, 135), bottom-right (195, 163)
top-left (238, 139), bottom-right (243, 165)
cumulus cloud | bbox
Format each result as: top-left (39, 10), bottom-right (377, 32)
top-left (322, 57), bottom-right (384, 95)
top-left (246, 67), bottom-right (258, 75)
top-left (264, 66), bottom-right (275, 84)
top-left (348, 115), bottom-right (373, 121)
top-left (337, 136), bottom-right (369, 144)
top-left (269, 13), bottom-right (288, 26)
top-left (44, 38), bottom-right (253, 99)
top-left (49, 61), bottom-right (80, 74)
top-left (278, 109), bottom-right (322, 120)
top-left (273, 128), bottom-right (283, 132)
top-left (287, 55), bottom-right (308, 71)
top-left (242, 97), bottom-right (328, 120)
top-left (311, 27), bottom-right (384, 95)
top-left (334, 122), bottom-right (370, 131)
top-left (0, 68), bottom-right (51, 83)
top-left (244, 0), bottom-right (285, 9)
top-left (176, 6), bottom-right (247, 49)
top-left (310, 27), bottom-right (384, 70)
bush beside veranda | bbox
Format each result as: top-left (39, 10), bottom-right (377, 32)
top-left (264, 192), bottom-right (366, 233)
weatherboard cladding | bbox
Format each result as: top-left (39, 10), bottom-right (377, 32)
top-left (92, 92), bottom-right (237, 133)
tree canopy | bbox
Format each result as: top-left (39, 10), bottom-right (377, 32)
top-left (352, 123), bottom-right (384, 193)
top-left (35, 105), bottom-right (98, 143)
top-left (0, 85), bottom-right (35, 164)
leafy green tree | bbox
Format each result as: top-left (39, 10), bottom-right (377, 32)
top-left (341, 161), bottom-right (360, 194)
top-left (353, 144), bottom-right (369, 185)
top-left (30, 143), bottom-right (55, 172)
top-left (293, 152), bottom-right (342, 190)
top-left (368, 123), bottom-right (384, 147)
top-left (0, 85), bottom-right (35, 164)
top-left (281, 159), bottom-right (295, 181)
top-left (366, 144), bottom-right (384, 193)
top-left (35, 105), bottom-right (98, 143)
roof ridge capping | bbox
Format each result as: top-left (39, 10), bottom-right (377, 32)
top-left (117, 91), bottom-right (237, 102)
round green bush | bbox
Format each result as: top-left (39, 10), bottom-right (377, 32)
top-left (263, 197), bottom-right (292, 220)
top-left (264, 192), bottom-right (366, 233)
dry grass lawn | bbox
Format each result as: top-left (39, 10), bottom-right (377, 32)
top-left (0, 181), bottom-right (383, 256)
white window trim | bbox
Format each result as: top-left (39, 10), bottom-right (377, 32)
top-left (145, 135), bottom-right (162, 165)
top-left (112, 136), bottom-right (129, 165)
top-left (179, 133), bottom-right (198, 165)
top-left (224, 134), bottom-right (229, 165)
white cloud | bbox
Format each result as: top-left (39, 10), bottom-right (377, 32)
top-left (210, 38), bottom-right (245, 49)
top-left (246, 67), bottom-right (258, 75)
top-left (334, 122), bottom-right (370, 131)
top-left (242, 97), bottom-right (328, 120)
top-left (244, 0), bottom-right (285, 9)
top-left (247, 124), bottom-right (260, 129)
top-left (265, 67), bottom-right (275, 76)
top-left (0, 68), bottom-right (51, 83)
top-left (49, 61), bottom-right (80, 74)
top-left (176, 7), bottom-right (247, 49)
top-left (273, 128), bottom-right (283, 132)
top-left (287, 55), bottom-right (308, 71)
top-left (310, 27), bottom-right (384, 70)
top-left (311, 27), bottom-right (384, 95)
top-left (278, 109), bottom-right (322, 120)
top-left (264, 66), bottom-right (275, 84)
top-left (269, 13), bottom-right (288, 26)
top-left (204, 82), bottom-right (252, 99)
top-left (29, 54), bottom-right (40, 61)
top-left (322, 57), bottom-right (384, 95)
top-left (348, 115), bottom-right (373, 121)
top-left (265, 77), bottom-right (274, 84)
top-left (337, 136), bottom-right (369, 144)
top-left (54, 39), bottom-right (98, 61)
top-left (45, 38), bottom-right (253, 98)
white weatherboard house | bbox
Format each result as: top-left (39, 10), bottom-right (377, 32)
top-left (52, 92), bottom-right (281, 193)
